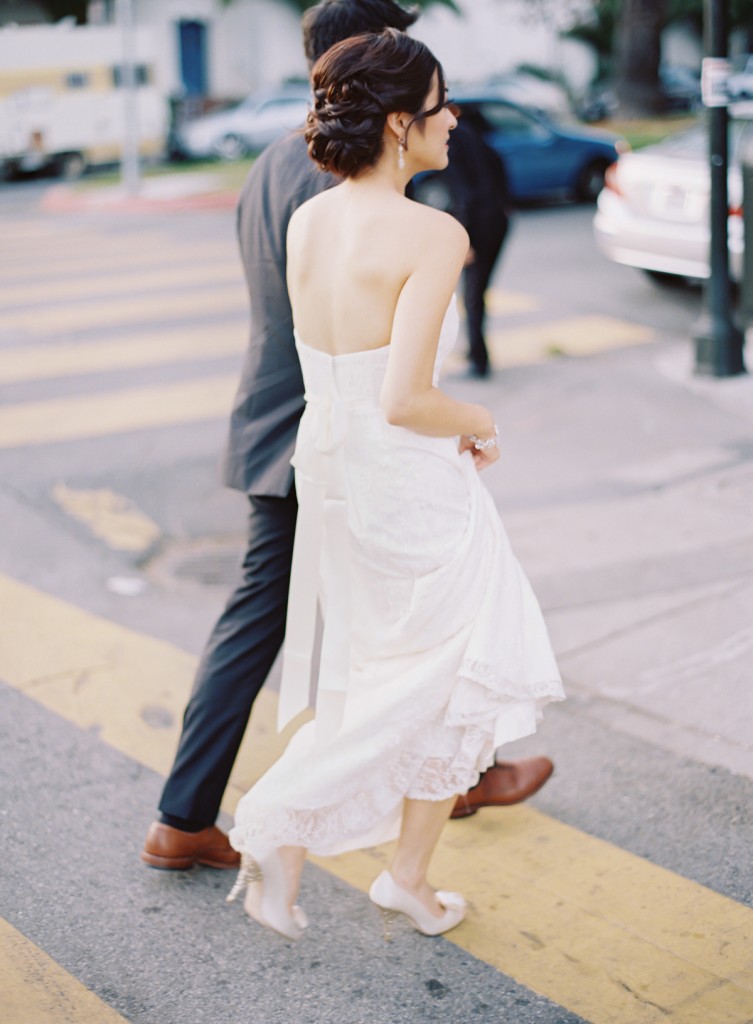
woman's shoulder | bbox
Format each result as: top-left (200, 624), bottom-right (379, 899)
top-left (402, 195), bottom-right (469, 253)
top-left (287, 187), bottom-right (338, 251)
top-left (288, 187), bottom-right (331, 228)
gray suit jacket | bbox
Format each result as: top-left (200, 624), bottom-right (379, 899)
top-left (221, 131), bottom-right (337, 497)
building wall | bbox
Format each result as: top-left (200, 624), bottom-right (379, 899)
top-left (29, 0), bottom-right (703, 106)
top-left (132, 0), bottom-right (304, 100)
top-left (129, 0), bottom-right (595, 103)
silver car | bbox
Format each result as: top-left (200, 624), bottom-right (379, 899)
top-left (172, 84), bottom-right (311, 161)
top-left (593, 117), bottom-right (749, 284)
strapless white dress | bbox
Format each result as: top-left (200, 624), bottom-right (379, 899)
top-left (230, 296), bottom-right (564, 858)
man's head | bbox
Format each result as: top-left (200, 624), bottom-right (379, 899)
top-left (303, 0), bottom-right (419, 66)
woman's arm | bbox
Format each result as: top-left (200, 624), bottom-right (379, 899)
top-left (380, 212), bottom-right (497, 444)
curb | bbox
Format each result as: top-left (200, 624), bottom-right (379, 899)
top-left (40, 184), bottom-right (239, 214)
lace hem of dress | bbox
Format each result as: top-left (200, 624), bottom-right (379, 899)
top-left (229, 745), bottom-right (488, 856)
top-left (458, 655), bottom-right (565, 703)
top-left (230, 664), bottom-right (563, 856)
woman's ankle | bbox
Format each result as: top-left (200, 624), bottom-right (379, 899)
top-left (278, 845), bottom-right (306, 911)
top-left (388, 864), bottom-right (437, 901)
top-left (388, 861), bottom-right (423, 892)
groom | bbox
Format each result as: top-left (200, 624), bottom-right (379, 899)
top-left (142, 0), bottom-right (553, 871)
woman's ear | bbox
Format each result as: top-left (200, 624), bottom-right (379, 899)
top-left (386, 111), bottom-right (407, 140)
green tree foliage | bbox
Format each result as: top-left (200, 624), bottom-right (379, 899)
top-left (614, 0), bottom-right (668, 115)
top-left (569, 0), bottom-right (753, 66)
top-left (35, 0), bottom-right (88, 23)
top-left (42, 0), bottom-right (460, 19)
top-left (229, 0), bottom-right (460, 11)
top-left (568, 0), bottom-right (753, 115)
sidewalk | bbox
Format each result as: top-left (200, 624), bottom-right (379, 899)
top-left (40, 169), bottom-right (239, 214)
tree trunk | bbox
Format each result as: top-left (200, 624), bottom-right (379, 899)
top-left (614, 0), bottom-right (668, 116)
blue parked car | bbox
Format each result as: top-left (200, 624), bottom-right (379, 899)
top-left (448, 93), bottom-right (627, 203)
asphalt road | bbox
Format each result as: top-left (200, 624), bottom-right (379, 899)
top-left (1, 177), bottom-right (750, 1024)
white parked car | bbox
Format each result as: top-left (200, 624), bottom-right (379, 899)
top-left (727, 56), bottom-right (753, 101)
top-left (172, 83), bottom-right (311, 160)
top-left (593, 117), bottom-right (750, 284)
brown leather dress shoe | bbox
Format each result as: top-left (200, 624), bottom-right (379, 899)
top-left (141, 822), bottom-right (241, 870)
top-left (450, 757), bottom-right (554, 819)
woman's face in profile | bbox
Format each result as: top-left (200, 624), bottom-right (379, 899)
top-left (408, 71), bottom-right (458, 174)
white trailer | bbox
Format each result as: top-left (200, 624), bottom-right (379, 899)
top-left (0, 21), bottom-right (168, 178)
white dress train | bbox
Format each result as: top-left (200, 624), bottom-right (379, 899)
top-left (230, 296), bottom-right (564, 858)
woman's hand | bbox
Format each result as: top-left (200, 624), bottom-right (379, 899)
top-left (459, 434), bottom-right (500, 470)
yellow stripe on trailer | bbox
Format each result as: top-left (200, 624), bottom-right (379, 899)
top-left (0, 65), bottom-right (115, 95)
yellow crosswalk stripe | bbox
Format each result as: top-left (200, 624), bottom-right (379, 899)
top-left (0, 228), bottom-right (172, 261)
top-left (482, 287), bottom-right (540, 315)
top-left (0, 919), bottom-right (127, 1023)
top-left (0, 324), bottom-right (245, 384)
top-left (52, 483), bottom-right (162, 554)
top-left (0, 241), bottom-right (234, 283)
top-left (0, 285), bottom-right (246, 336)
top-left (486, 315), bottom-right (655, 367)
top-left (0, 375), bottom-right (237, 448)
top-left (1, 571), bottom-right (752, 1024)
top-left (0, 261), bottom-right (243, 307)
top-left (0, 571), bottom-right (304, 796)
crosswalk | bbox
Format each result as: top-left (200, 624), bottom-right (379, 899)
top-left (1, 205), bottom-right (752, 1024)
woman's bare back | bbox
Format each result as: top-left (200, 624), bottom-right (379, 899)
top-left (286, 181), bottom-right (463, 355)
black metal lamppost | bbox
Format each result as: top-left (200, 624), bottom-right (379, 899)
top-left (692, 0), bottom-right (746, 376)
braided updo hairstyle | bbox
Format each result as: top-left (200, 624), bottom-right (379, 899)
top-left (305, 28), bottom-right (445, 178)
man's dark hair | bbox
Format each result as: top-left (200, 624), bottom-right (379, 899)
top-left (302, 0), bottom-right (419, 65)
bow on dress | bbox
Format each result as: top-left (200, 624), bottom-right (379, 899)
top-left (277, 383), bottom-right (352, 742)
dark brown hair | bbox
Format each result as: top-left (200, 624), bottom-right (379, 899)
top-left (302, 0), bottom-right (419, 65)
top-left (305, 29), bottom-right (445, 178)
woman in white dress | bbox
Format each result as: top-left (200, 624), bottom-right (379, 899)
top-left (227, 29), bottom-right (564, 941)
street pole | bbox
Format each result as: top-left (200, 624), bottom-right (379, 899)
top-left (117, 0), bottom-right (141, 196)
top-left (692, 0), bottom-right (746, 376)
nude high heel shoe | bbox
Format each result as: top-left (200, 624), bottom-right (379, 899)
top-left (368, 871), bottom-right (466, 937)
top-left (226, 847), bottom-right (304, 941)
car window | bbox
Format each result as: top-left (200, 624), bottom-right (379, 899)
top-left (474, 102), bottom-right (550, 140)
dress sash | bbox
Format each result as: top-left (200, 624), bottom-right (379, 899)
top-left (278, 372), bottom-right (351, 742)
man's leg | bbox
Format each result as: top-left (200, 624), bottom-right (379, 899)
top-left (143, 490), bottom-right (297, 866)
top-left (463, 254), bottom-right (493, 377)
top-left (464, 225), bottom-right (508, 377)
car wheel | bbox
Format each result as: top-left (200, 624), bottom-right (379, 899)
top-left (215, 133), bottom-right (247, 161)
top-left (575, 159), bottom-right (610, 202)
top-left (57, 152), bottom-right (86, 180)
top-left (0, 160), bottom-right (19, 182)
top-left (642, 269), bottom-right (690, 289)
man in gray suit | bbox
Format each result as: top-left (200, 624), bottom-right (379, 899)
top-left (142, 0), bottom-right (553, 871)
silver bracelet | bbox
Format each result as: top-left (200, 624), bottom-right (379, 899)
top-left (469, 425), bottom-right (499, 451)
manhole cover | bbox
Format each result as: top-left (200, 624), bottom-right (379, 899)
top-left (173, 549), bottom-right (243, 586)
top-left (148, 541), bottom-right (245, 588)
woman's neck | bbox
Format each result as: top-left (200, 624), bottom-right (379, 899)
top-left (346, 155), bottom-right (413, 196)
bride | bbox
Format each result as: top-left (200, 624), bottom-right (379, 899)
top-left (227, 28), bottom-right (564, 940)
